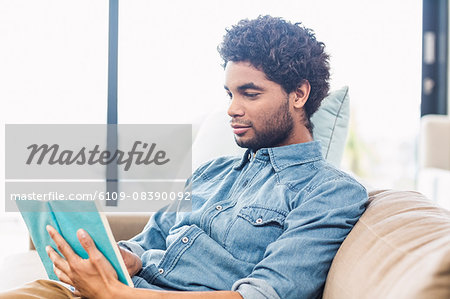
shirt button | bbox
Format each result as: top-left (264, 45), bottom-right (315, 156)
top-left (255, 218), bottom-right (263, 224)
top-left (158, 268), bottom-right (164, 274)
top-left (181, 236), bottom-right (189, 243)
top-left (215, 205), bottom-right (223, 211)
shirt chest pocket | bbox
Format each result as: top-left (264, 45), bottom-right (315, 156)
top-left (224, 206), bottom-right (287, 264)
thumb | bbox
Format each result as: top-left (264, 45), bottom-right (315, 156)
top-left (118, 245), bottom-right (127, 254)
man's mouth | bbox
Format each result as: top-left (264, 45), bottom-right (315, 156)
top-left (231, 124), bottom-right (251, 135)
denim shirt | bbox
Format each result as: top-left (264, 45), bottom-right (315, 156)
top-left (119, 141), bottom-right (368, 299)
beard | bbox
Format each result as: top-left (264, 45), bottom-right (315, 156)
top-left (234, 97), bottom-right (294, 151)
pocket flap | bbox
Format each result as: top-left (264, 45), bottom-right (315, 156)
top-left (238, 206), bottom-right (287, 226)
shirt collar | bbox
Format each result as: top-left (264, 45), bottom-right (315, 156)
top-left (234, 141), bottom-right (323, 171)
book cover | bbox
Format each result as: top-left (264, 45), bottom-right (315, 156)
top-left (16, 199), bottom-right (134, 287)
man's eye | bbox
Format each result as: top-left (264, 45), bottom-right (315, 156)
top-left (226, 92), bottom-right (232, 99)
top-left (244, 93), bottom-right (260, 98)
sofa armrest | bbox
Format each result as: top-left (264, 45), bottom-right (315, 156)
top-left (417, 167), bottom-right (450, 210)
top-left (323, 190), bottom-right (450, 299)
top-left (419, 115), bottom-right (450, 171)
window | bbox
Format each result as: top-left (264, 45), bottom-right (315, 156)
top-left (0, 0), bottom-right (422, 259)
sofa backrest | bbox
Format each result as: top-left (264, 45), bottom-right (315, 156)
top-left (323, 189), bottom-right (450, 299)
top-left (419, 114), bottom-right (450, 171)
top-left (417, 114), bottom-right (450, 209)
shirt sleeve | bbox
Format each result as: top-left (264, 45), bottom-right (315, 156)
top-left (231, 278), bottom-right (280, 299)
top-left (232, 177), bottom-right (368, 299)
top-left (117, 203), bottom-right (178, 257)
top-left (117, 161), bottom-right (210, 257)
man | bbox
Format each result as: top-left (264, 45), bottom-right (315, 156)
top-left (1, 15), bottom-right (367, 299)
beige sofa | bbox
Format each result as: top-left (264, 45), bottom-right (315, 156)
top-left (323, 189), bottom-right (450, 298)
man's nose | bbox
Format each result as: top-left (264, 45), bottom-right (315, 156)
top-left (227, 97), bottom-right (245, 118)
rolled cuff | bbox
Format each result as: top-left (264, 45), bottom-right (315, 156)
top-left (132, 276), bottom-right (168, 290)
top-left (231, 277), bottom-right (280, 299)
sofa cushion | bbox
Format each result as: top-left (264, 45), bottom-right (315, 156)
top-left (310, 86), bottom-right (349, 167)
top-left (323, 190), bottom-right (450, 299)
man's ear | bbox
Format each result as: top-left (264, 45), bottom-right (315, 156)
top-left (292, 80), bottom-right (311, 109)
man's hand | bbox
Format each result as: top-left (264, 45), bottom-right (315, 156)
top-left (46, 225), bottom-right (127, 299)
top-left (118, 246), bottom-right (142, 276)
top-left (46, 225), bottom-right (243, 299)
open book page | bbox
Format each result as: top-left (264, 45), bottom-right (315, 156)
top-left (16, 199), bottom-right (134, 287)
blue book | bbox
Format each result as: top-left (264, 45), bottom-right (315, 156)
top-left (16, 199), bottom-right (134, 287)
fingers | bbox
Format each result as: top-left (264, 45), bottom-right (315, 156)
top-left (76, 229), bottom-right (100, 259)
top-left (46, 245), bottom-right (75, 285)
top-left (46, 245), bottom-right (71, 274)
top-left (72, 290), bottom-right (82, 297)
top-left (46, 225), bottom-right (78, 264)
top-left (52, 264), bottom-right (74, 285)
top-left (77, 229), bottom-right (109, 268)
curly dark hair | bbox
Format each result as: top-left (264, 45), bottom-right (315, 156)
top-left (217, 15), bottom-right (330, 134)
